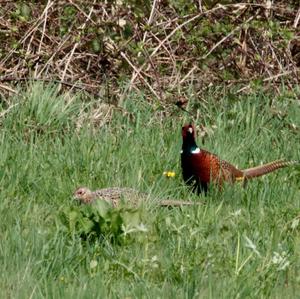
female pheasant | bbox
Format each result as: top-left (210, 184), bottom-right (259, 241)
top-left (73, 187), bottom-right (200, 207)
top-left (181, 123), bottom-right (297, 194)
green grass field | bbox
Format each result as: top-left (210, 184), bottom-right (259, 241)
top-left (0, 84), bottom-right (299, 298)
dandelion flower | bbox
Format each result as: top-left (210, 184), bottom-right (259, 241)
top-left (163, 171), bottom-right (175, 178)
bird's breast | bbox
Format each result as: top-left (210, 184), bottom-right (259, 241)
top-left (181, 152), bottom-right (213, 183)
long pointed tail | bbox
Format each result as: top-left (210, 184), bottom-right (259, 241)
top-left (160, 200), bottom-right (201, 207)
top-left (242, 160), bottom-right (298, 179)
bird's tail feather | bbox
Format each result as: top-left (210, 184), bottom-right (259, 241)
top-left (160, 200), bottom-right (201, 207)
top-left (241, 159), bottom-right (298, 179)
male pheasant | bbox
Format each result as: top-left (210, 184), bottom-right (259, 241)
top-left (181, 123), bottom-right (297, 194)
top-left (73, 187), bottom-right (200, 207)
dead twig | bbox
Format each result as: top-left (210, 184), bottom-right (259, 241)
top-left (120, 52), bottom-right (161, 100)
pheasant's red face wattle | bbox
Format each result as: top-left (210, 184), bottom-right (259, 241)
top-left (182, 124), bottom-right (196, 140)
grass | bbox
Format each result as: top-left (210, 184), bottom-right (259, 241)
top-left (0, 83), bottom-right (299, 298)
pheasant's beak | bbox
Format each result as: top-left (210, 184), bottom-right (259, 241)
top-left (188, 127), bottom-right (193, 134)
top-left (73, 192), bottom-right (82, 202)
top-left (73, 195), bottom-right (80, 202)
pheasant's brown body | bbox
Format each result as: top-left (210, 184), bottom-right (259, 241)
top-left (181, 124), bottom-right (297, 194)
top-left (74, 187), bottom-right (199, 207)
top-left (183, 149), bottom-right (243, 185)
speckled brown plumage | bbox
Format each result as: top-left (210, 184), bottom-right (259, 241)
top-left (181, 123), bottom-right (298, 193)
top-left (73, 187), bottom-right (199, 207)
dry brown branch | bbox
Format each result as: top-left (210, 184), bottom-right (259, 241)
top-left (60, 1), bottom-right (96, 86)
top-left (179, 66), bottom-right (198, 85)
top-left (37, 1), bottom-right (53, 54)
top-left (202, 16), bottom-right (254, 59)
top-left (293, 7), bottom-right (300, 28)
top-left (0, 1), bottom-right (298, 102)
top-left (127, 11), bottom-right (205, 91)
top-left (0, 83), bottom-right (17, 94)
top-left (0, 103), bottom-right (19, 118)
top-left (120, 52), bottom-right (160, 100)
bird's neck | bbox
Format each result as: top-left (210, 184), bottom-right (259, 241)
top-left (182, 137), bottom-right (201, 154)
top-left (84, 192), bottom-right (97, 203)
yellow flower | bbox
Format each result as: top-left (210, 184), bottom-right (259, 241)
top-left (163, 171), bottom-right (176, 178)
top-left (235, 176), bottom-right (245, 181)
